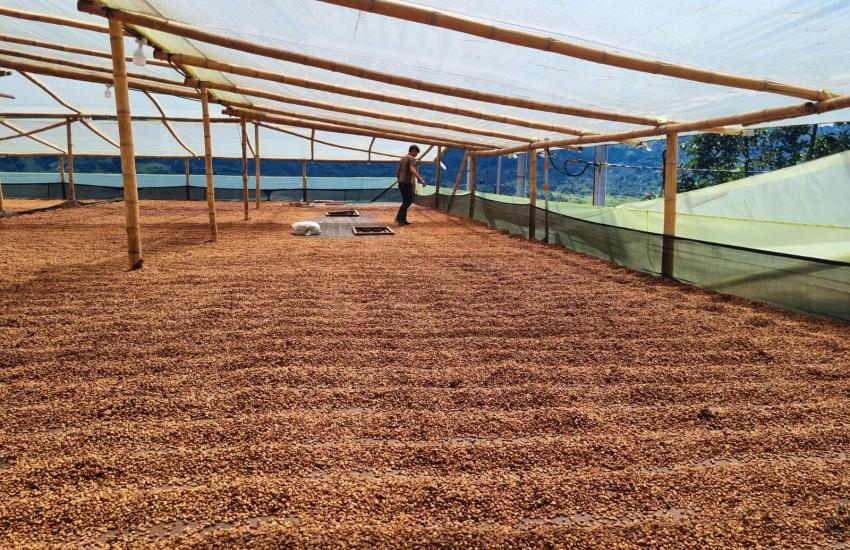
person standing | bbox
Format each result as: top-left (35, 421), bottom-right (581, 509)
top-left (395, 144), bottom-right (426, 225)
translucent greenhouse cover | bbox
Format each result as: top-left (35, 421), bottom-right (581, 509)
top-left (2, 0), bottom-right (850, 158)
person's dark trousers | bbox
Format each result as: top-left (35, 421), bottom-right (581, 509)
top-left (396, 181), bottom-right (414, 223)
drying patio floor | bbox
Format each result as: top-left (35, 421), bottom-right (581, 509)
top-left (1, 200), bottom-right (849, 548)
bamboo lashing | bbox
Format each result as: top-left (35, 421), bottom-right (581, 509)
top-left (254, 122), bottom-right (260, 208)
top-left (240, 117), bottom-right (249, 221)
top-left (65, 119), bottom-right (76, 202)
top-left (200, 88), bottom-right (218, 242)
top-left (143, 91), bottom-right (196, 156)
top-left (446, 150), bottom-right (470, 212)
top-left (314, 0), bottom-right (837, 102)
top-left (20, 71), bottom-right (119, 149)
top-left (163, 51), bottom-right (606, 133)
top-left (223, 104), bottom-right (490, 149)
top-left (0, 119), bottom-right (64, 153)
top-left (107, 16), bottom-right (143, 270)
top-left (473, 93), bottom-right (850, 157)
top-left (528, 149), bottom-right (537, 239)
top-left (223, 106), bottom-right (492, 150)
top-left (76, 3), bottom-right (664, 127)
top-left (661, 133), bottom-right (678, 278)
top-left (0, 33), bottom-right (172, 67)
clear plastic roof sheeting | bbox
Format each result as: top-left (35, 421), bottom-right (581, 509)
top-left (1, 0), bottom-right (849, 158)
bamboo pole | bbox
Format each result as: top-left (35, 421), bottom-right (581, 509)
top-left (301, 159), bottom-right (308, 203)
top-left (0, 32), bottom-right (172, 67)
top-left (0, 111), bottom-right (234, 122)
top-left (58, 154), bottom-right (66, 200)
top-left (446, 150), bottom-right (470, 212)
top-left (254, 122), bottom-right (261, 208)
top-left (224, 106), bottom-right (491, 150)
top-left (184, 157), bottom-right (190, 200)
top-left (662, 133), bottom-right (678, 278)
top-left (240, 117), bottom-right (249, 221)
top-left (0, 175), bottom-right (5, 214)
top-left (314, 0), bottom-right (837, 102)
top-left (65, 119), bottom-right (76, 202)
top-left (77, 3), bottom-right (666, 127)
top-left (0, 6), bottom-right (116, 34)
top-left (310, 129), bottom-right (315, 162)
top-left (468, 155), bottom-right (477, 219)
top-left (0, 56), bottom-right (200, 99)
top-left (528, 149), bottom-right (537, 240)
top-left (544, 151), bottom-right (550, 243)
top-left (434, 146), bottom-right (442, 209)
top-left (473, 93), bottom-right (850, 157)
top-left (1, 47), bottom-right (182, 86)
top-left (163, 51), bottom-right (613, 132)
top-left (201, 88), bottom-right (218, 242)
top-left (107, 16), bottom-right (142, 269)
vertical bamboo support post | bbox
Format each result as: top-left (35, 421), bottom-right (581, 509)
top-left (254, 122), bottom-right (261, 208)
top-left (201, 88), bottom-right (218, 242)
top-left (301, 159), bottom-right (308, 203)
top-left (662, 133), bottom-right (678, 277)
top-left (544, 150), bottom-right (550, 243)
top-left (0, 175), bottom-right (5, 214)
top-left (66, 119), bottom-right (75, 202)
top-left (468, 155), bottom-right (477, 219)
top-left (434, 146), bottom-right (442, 209)
top-left (184, 157), bottom-right (191, 200)
top-left (58, 154), bottom-right (66, 200)
top-left (446, 150), bottom-right (470, 212)
top-left (528, 148), bottom-right (537, 240)
top-left (495, 155), bottom-right (503, 195)
top-left (240, 117), bottom-right (249, 221)
top-left (107, 17), bottom-right (142, 269)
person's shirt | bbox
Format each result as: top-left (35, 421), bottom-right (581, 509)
top-left (397, 154), bottom-right (418, 184)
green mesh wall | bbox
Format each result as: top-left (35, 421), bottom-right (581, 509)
top-left (417, 189), bottom-right (850, 322)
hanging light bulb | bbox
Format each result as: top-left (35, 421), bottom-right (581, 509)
top-left (507, 153), bottom-right (518, 160)
top-left (132, 38), bottom-right (147, 67)
top-left (104, 84), bottom-right (112, 99)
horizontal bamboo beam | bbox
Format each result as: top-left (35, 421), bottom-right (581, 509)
top-left (0, 112), bottom-right (234, 122)
top-left (316, 0), bottom-right (839, 102)
top-left (473, 94), bottom-right (850, 157)
top-left (257, 121), bottom-right (404, 159)
top-left (161, 51), bottom-right (584, 138)
top-left (0, 47), bottom-right (181, 87)
top-left (225, 106), bottom-right (490, 150)
top-left (0, 92), bottom-right (14, 99)
top-left (0, 33), bottom-right (172, 68)
top-left (0, 6), bottom-right (110, 35)
top-left (0, 55), bottom-right (200, 99)
top-left (224, 103), bottom-right (496, 149)
top-left (193, 77), bottom-right (594, 139)
top-left (77, 1), bottom-right (664, 127)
